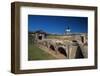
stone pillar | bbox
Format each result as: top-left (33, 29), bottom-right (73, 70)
top-left (65, 45), bottom-right (69, 59)
top-left (69, 45), bottom-right (78, 59)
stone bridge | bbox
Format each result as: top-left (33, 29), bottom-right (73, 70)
top-left (36, 38), bottom-right (87, 59)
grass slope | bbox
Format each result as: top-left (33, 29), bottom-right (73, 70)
top-left (28, 44), bottom-right (56, 60)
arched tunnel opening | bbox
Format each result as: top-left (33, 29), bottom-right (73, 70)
top-left (75, 46), bottom-right (84, 58)
top-left (58, 47), bottom-right (67, 57)
top-left (38, 36), bottom-right (42, 40)
top-left (49, 45), bottom-right (55, 51)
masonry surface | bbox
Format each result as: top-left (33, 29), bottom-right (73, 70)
top-left (28, 29), bottom-right (88, 60)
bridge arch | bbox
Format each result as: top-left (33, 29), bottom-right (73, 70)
top-left (49, 44), bottom-right (56, 51)
top-left (75, 46), bottom-right (84, 58)
top-left (58, 47), bottom-right (67, 57)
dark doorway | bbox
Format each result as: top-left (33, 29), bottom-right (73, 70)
top-left (50, 45), bottom-right (55, 51)
top-left (81, 36), bottom-right (84, 43)
top-left (38, 36), bottom-right (42, 40)
top-left (58, 47), bottom-right (67, 57)
top-left (75, 46), bottom-right (84, 58)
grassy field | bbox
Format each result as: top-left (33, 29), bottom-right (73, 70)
top-left (28, 43), bottom-right (56, 60)
top-left (47, 35), bottom-right (65, 40)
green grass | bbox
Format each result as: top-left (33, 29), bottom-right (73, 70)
top-left (28, 43), bottom-right (56, 60)
top-left (47, 35), bottom-right (62, 39)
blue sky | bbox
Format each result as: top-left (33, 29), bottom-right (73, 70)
top-left (28, 15), bottom-right (88, 34)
